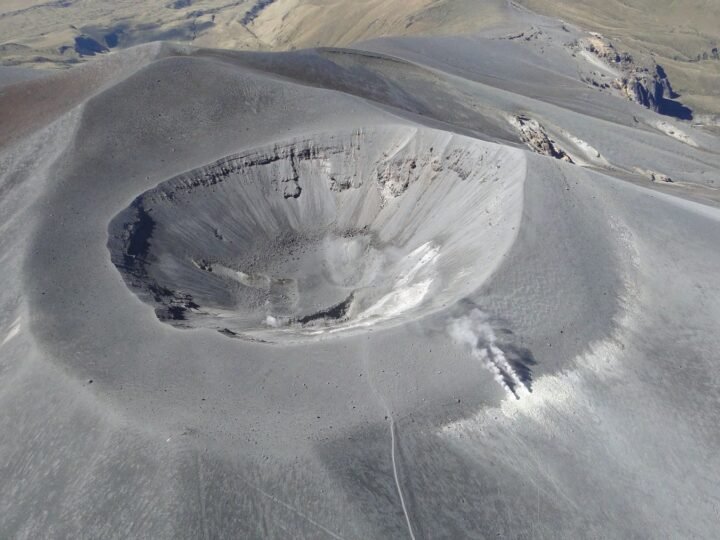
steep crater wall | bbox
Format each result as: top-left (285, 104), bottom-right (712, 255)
top-left (108, 126), bottom-right (525, 342)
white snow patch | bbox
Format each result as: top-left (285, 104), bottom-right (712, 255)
top-left (396, 243), bottom-right (440, 287)
top-left (578, 49), bottom-right (620, 77)
top-left (358, 279), bottom-right (433, 322)
top-left (655, 121), bottom-right (698, 147)
top-left (2, 318), bottom-right (21, 346)
top-left (564, 132), bottom-right (610, 167)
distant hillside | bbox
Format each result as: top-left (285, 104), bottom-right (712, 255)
top-left (516, 0), bottom-right (720, 118)
top-left (1, 0), bottom-right (718, 116)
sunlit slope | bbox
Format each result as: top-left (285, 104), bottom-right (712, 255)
top-left (2, 0), bottom-right (719, 114)
top-left (516, 0), bottom-right (720, 116)
top-left (246, 0), bottom-right (508, 48)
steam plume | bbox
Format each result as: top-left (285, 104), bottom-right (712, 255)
top-left (449, 309), bottom-right (529, 399)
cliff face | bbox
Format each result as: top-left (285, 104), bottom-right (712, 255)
top-left (581, 33), bottom-right (689, 118)
top-left (615, 65), bottom-right (674, 112)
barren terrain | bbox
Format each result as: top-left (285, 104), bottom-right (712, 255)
top-left (1, 1), bottom-right (720, 538)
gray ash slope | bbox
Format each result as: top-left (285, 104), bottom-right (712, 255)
top-left (1, 6), bottom-right (720, 539)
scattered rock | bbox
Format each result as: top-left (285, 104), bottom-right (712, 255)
top-left (636, 168), bottom-right (673, 183)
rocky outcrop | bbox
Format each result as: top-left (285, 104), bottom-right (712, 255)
top-left (508, 115), bottom-right (573, 163)
top-left (584, 34), bottom-right (632, 67)
top-left (151, 142), bottom-right (332, 201)
top-left (376, 157), bottom-right (420, 198)
top-left (579, 33), bottom-right (686, 117)
top-left (613, 66), bottom-right (674, 113)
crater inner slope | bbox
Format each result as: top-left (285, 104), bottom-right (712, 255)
top-left (108, 126), bottom-right (525, 342)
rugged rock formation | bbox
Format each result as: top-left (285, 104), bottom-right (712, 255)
top-left (579, 33), bottom-right (687, 118)
top-left (508, 115), bottom-right (573, 163)
top-left (613, 66), bottom-right (674, 113)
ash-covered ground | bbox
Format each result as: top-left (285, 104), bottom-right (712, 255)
top-left (1, 4), bottom-right (720, 539)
